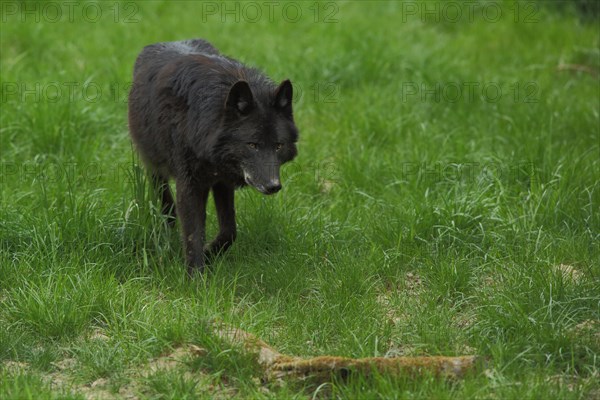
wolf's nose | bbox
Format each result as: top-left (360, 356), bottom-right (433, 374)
top-left (264, 181), bottom-right (282, 194)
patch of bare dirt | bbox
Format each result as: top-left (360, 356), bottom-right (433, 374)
top-left (2, 360), bottom-right (29, 373)
top-left (383, 343), bottom-right (420, 357)
top-left (453, 312), bottom-right (478, 330)
top-left (546, 374), bottom-right (578, 392)
top-left (570, 319), bottom-right (600, 345)
top-left (480, 273), bottom-right (501, 288)
top-left (77, 378), bottom-right (116, 400)
top-left (457, 345), bottom-right (478, 355)
top-left (42, 358), bottom-right (78, 394)
top-left (553, 264), bottom-right (583, 283)
top-left (546, 371), bottom-right (600, 395)
top-left (53, 357), bottom-right (77, 371)
top-left (33, 344), bottom-right (214, 400)
top-left (404, 272), bottom-right (423, 294)
top-left (319, 179), bottom-right (336, 194)
top-left (377, 272), bottom-right (425, 327)
top-left (143, 344), bottom-right (207, 376)
top-left (89, 329), bottom-right (110, 342)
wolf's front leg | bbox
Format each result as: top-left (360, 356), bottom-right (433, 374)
top-left (176, 178), bottom-right (209, 275)
top-left (205, 182), bottom-right (237, 259)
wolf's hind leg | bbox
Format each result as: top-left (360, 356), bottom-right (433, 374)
top-left (176, 179), bottom-right (209, 275)
top-left (151, 173), bottom-right (177, 226)
top-left (205, 182), bottom-right (237, 258)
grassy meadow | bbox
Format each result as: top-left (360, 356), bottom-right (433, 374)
top-left (1, 1), bottom-right (599, 398)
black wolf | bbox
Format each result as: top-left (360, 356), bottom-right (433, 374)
top-left (128, 39), bottom-right (298, 274)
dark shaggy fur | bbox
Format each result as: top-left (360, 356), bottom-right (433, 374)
top-left (128, 39), bottom-right (298, 274)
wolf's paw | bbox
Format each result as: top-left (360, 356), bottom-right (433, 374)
top-left (204, 234), bottom-right (235, 260)
top-left (186, 263), bottom-right (205, 277)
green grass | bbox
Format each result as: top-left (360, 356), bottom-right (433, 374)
top-left (1, 1), bottom-right (599, 398)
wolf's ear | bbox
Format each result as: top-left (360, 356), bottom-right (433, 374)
top-left (226, 80), bottom-right (254, 114)
top-left (274, 79), bottom-right (293, 111)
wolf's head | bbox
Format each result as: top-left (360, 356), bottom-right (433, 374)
top-left (215, 79), bottom-right (298, 195)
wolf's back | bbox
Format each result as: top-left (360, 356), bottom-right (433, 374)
top-left (132, 39), bottom-right (220, 77)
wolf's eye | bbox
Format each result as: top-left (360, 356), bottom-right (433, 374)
top-left (247, 143), bottom-right (258, 149)
top-left (275, 143), bottom-right (283, 151)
